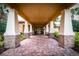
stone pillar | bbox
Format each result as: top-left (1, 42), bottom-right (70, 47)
top-left (29, 24), bottom-right (32, 35)
top-left (46, 24), bottom-right (49, 35)
top-left (24, 21), bottom-right (29, 38)
top-left (4, 8), bottom-right (20, 48)
top-left (49, 21), bottom-right (54, 38)
top-left (59, 9), bottom-right (74, 48)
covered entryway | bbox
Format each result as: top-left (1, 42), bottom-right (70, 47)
top-left (1, 3), bottom-right (79, 56)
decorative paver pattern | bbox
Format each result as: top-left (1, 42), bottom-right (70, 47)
top-left (0, 35), bottom-right (79, 56)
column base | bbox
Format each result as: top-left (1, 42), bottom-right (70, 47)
top-left (59, 35), bottom-right (74, 48)
top-left (24, 33), bottom-right (30, 38)
top-left (29, 32), bottom-right (32, 36)
top-left (49, 33), bottom-right (54, 38)
top-left (4, 35), bottom-right (20, 48)
top-left (46, 32), bottom-right (49, 36)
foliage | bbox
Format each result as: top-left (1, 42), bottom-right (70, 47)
top-left (0, 33), bottom-right (4, 41)
top-left (19, 32), bottom-right (25, 41)
top-left (72, 20), bottom-right (79, 32)
top-left (54, 16), bottom-right (61, 28)
top-left (0, 33), bottom-right (4, 48)
top-left (0, 4), bottom-right (8, 48)
top-left (0, 19), bottom-right (7, 34)
top-left (71, 7), bottom-right (79, 32)
top-left (53, 31), bottom-right (59, 38)
top-left (0, 41), bottom-right (4, 48)
top-left (75, 32), bottom-right (79, 47)
top-left (71, 7), bottom-right (79, 15)
top-left (0, 4), bottom-right (7, 34)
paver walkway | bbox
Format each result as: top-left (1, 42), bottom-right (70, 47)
top-left (0, 35), bottom-right (79, 56)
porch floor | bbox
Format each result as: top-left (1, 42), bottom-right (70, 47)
top-left (0, 35), bottom-right (79, 56)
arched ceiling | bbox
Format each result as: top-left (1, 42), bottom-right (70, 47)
top-left (8, 3), bottom-right (75, 27)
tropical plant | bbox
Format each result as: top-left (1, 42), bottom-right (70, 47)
top-left (0, 4), bottom-right (8, 34)
top-left (53, 31), bottom-right (59, 38)
top-left (0, 4), bottom-right (8, 48)
top-left (72, 20), bottom-right (79, 32)
top-left (71, 7), bottom-right (79, 32)
top-left (19, 32), bottom-right (25, 41)
top-left (0, 33), bottom-right (4, 48)
top-left (75, 32), bottom-right (79, 47)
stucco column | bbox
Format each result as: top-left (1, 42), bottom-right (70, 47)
top-left (4, 8), bottom-right (20, 48)
top-left (59, 9), bottom-right (74, 48)
top-left (46, 24), bottom-right (49, 35)
top-left (24, 21), bottom-right (29, 38)
top-left (49, 21), bottom-right (54, 38)
top-left (44, 27), bottom-right (46, 35)
top-left (29, 24), bottom-right (32, 35)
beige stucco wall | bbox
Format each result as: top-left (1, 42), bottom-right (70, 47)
top-left (19, 23), bottom-right (25, 33)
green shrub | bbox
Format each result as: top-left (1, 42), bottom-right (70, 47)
top-left (0, 33), bottom-right (4, 41)
top-left (0, 33), bottom-right (4, 48)
top-left (53, 32), bottom-right (59, 38)
top-left (19, 32), bottom-right (25, 41)
top-left (0, 41), bottom-right (4, 48)
top-left (75, 32), bottom-right (79, 47)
